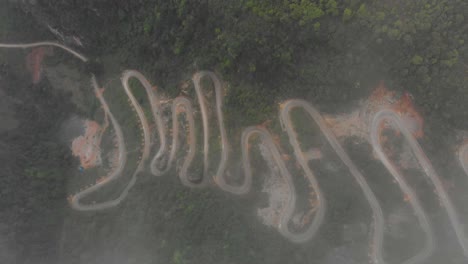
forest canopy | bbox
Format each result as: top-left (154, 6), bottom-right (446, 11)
top-left (0, 1), bottom-right (467, 262)
top-left (24, 0), bottom-right (467, 126)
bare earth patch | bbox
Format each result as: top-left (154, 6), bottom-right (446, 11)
top-left (71, 120), bottom-right (103, 169)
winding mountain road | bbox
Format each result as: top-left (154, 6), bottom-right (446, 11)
top-left (1, 41), bottom-right (468, 263)
top-left (371, 109), bottom-right (468, 261)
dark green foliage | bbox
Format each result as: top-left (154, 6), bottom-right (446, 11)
top-left (0, 70), bottom-right (73, 263)
top-left (30, 0), bottom-right (468, 126)
top-left (2, 1), bottom-right (468, 263)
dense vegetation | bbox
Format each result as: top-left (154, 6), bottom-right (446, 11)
top-left (1, 0), bottom-right (467, 263)
top-left (0, 5), bottom-right (74, 264)
top-left (33, 0), bottom-right (468, 126)
top-left (0, 60), bottom-right (74, 263)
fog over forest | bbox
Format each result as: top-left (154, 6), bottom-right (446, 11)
top-left (1, 1), bottom-right (468, 264)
